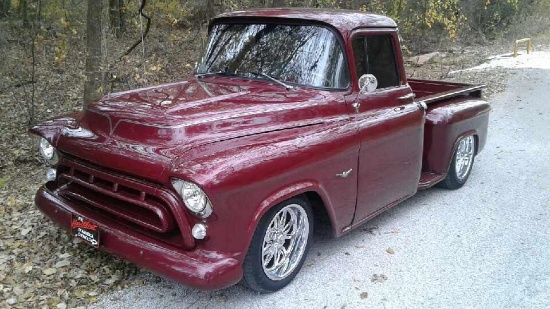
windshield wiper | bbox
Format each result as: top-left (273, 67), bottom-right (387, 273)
top-left (248, 71), bottom-right (294, 90)
top-left (197, 70), bottom-right (294, 90)
top-left (195, 71), bottom-right (237, 78)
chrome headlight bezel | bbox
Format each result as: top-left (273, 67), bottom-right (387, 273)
top-left (171, 178), bottom-right (213, 218)
top-left (38, 137), bottom-right (59, 166)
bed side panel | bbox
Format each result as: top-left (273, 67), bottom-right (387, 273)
top-left (423, 98), bottom-right (490, 174)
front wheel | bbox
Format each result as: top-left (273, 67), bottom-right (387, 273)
top-left (241, 197), bottom-right (313, 292)
top-left (438, 135), bottom-right (476, 189)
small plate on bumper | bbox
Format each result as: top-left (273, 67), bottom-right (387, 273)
top-left (71, 215), bottom-right (100, 248)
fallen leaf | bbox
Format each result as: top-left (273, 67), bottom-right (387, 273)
top-left (55, 260), bottom-right (71, 268)
top-left (104, 275), bottom-right (120, 285)
top-left (371, 274), bottom-right (388, 283)
top-left (7, 197), bottom-right (17, 207)
top-left (21, 227), bottom-right (32, 236)
top-left (363, 226), bottom-right (379, 235)
top-left (43, 268), bottom-right (57, 275)
top-left (58, 253), bottom-right (71, 259)
top-left (56, 302), bottom-right (67, 309)
top-left (360, 292), bottom-right (368, 299)
top-left (74, 290), bottom-right (88, 298)
top-left (13, 286), bottom-right (24, 296)
top-left (24, 265), bottom-right (33, 273)
top-left (386, 247), bottom-right (395, 254)
top-left (218, 295), bottom-right (228, 303)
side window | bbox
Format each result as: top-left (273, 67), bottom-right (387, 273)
top-left (352, 36), bottom-right (367, 78)
top-left (352, 34), bottom-right (400, 89)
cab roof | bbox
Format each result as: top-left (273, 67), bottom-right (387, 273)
top-left (212, 8), bottom-right (397, 37)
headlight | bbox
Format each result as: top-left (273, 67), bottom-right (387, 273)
top-left (171, 179), bottom-right (213, 218)
top-left (38, 137), bottom-right (59, 165)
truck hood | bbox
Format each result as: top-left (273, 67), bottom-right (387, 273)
top-left (47, 77), bottom-right (344, 181)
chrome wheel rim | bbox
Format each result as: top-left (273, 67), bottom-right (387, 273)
top-left (455, 135), bottom-right (475, 181)
top-left (262, 204), bottom-right (310, 281)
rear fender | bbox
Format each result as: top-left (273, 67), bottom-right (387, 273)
top-left (423, 98), bottom-right (490, 174)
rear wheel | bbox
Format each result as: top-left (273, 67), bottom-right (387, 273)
top-left (241, 197), bottom-right (313, 292)
top-left (438, 135), bottom-right (476, 189)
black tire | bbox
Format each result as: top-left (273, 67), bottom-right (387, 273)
top-left (438, 135), bottom-right (476, 190)
top-left (241, 197), bottom-right (313, 293)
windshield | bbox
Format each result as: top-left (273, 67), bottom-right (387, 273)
top-left (196, 23), bottom-right (350, 89)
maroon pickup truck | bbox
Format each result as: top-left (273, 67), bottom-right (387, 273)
top-left (31, 9), bottom-right (490, 292)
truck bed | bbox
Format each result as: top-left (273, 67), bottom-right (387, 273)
top-left (409, 79), bottom-right (485, 105)
top-left (410, 79), bottom-right (490, 190)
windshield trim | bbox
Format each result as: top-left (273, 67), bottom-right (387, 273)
top-left (197, 19), bottom-right (352, 92)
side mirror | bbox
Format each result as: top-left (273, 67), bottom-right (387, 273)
top-left (358, 74), bottom-right (378, 93)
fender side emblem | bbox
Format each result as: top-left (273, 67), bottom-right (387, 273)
top-left (336, 169), bottom-right (353, 178)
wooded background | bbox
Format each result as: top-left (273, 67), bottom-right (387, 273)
top-left (1, 3), bottom-right (549, 307)
top-left (0, 0), bottom-right (549, 127)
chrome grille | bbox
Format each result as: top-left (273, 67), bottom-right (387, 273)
top-left (55, 157), bottom-right (194, 248)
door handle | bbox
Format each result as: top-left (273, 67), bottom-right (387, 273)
top-left (393, 106), bottom-right (406, 112)
top-left (352, 102), bottom-right (360, 113)
top-left (398, 93), bottom-right (415, 103)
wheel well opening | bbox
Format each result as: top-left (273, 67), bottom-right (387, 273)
top-left (302, 191), bottom-right (332, 233)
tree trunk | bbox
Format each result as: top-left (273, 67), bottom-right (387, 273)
top-left (20, 0), bottom-right (29, 26)
top-left (208, 0), bottom-right (222, 19)
top-left (0, 0), bottom-right (10, 18)
top-left (118, 0), bottom-right (124, 32)
top-left (109, 0), bottom-right (125, 38)
top-left (339, 0), bottom-right (355, 10)
top-left (272, 0), bottom-right (285, 7)
top-left (84, 0), bottom-right (107, 106)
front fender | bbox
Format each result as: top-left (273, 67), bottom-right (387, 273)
top-left (171, 119), bottom-right (360, 257)
top-left (248, 180), bottom-right (336, 241)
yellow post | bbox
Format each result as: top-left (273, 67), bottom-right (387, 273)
top-left (514, 38), bottom-right (532, 57)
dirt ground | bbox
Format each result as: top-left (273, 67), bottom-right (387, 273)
top-left (0, 23), bottom-right (547, 308)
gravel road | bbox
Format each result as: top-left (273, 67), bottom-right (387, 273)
top-left (91, 54), bottom-right (550, 309)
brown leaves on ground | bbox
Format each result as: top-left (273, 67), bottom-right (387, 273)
top-left (0, 164), bottom-right (139, 308)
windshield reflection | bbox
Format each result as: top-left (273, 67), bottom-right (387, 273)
top-left (197, 23), bottom-right (350, 89)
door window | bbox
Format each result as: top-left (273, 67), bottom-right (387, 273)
top-left (352, 34), bottom-right (400, 89)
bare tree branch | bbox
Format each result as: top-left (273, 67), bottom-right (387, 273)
top-left (119, 0), bottom-right (151, 60)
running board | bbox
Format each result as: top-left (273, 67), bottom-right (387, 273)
top-left (418, 172), bottom-right (446, 190)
